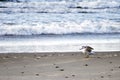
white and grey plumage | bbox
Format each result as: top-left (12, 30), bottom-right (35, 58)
top-left (80, 46), bottom-right (94, 58)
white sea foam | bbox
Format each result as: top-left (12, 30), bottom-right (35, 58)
top-left (0, 38), bottom-right (120, 53)
top-left (77, 0), bottom-right (120, 9)
top-left (0, 20), bottom-right (119, 35)
top-left (0, 0), bottom-right (119, 36)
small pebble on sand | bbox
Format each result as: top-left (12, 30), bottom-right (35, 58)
top-left (72, 75), bottom-right (75, 77)
top-left (109, 62), bottom-right (112, 64)
top-left (84, 64), bottom-right (88, 66)
top-left (101, 76), bottom-right (104, 78)
top-left (72, 54), bottom-right (74, 56)
top-left (36, 74), bottom-right (39, 76)
top-left (60, 69), bottom-right (64, 71)
top-left (118, 66), bottom-right (120, 68)
top-left (55, 66), bottom-right (59, 68)
top-left (21, 72), bottom-right (24, 74)
top-left (65, 76), bottom-right (69, 78)
top-left (110, 69), bottom-right (113, 71)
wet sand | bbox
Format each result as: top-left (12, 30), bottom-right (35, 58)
top-left (0, 51), bottom-right (120, 80)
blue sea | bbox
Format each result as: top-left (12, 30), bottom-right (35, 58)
top-left (0, 0), bottom-right (120, 53)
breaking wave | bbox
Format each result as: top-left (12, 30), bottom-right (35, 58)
top-left (0, 0), bottom-right (120, 36)
top-left (0, 20), bottom-right (119, 36)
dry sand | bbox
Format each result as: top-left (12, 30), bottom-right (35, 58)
top-left (0, 52), bottom-right (120, 80)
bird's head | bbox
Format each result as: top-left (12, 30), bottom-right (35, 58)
top-left (79, 46), bottom-right (94, 50)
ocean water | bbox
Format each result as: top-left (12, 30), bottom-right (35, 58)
top-left (0, 0), bottom-right (120, 53)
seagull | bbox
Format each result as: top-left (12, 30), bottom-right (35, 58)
top-left (80, 46), bottom-right (94, 58)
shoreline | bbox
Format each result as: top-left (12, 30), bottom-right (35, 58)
top-left (0, 51), bottom-right (120, 57)
top-left (0, 51), bottom-right (120, 60)
top-left (0, 51), bottom-right (120, 54)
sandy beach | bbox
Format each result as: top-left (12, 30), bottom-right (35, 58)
top-left (0, 51), bottom-right (120, 80)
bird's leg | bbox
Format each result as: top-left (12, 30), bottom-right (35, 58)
top-left (85, 55), bottom-right (89, 58)
top-left (84, 52), bottom-right (89, 58)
